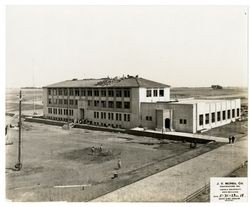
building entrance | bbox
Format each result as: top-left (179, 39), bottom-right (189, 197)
top-left (165, 118), bottom-right (171, 129)
top-left (80, 108), bottom-right (85, 119)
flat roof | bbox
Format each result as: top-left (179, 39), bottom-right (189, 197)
top-left (169, 98), bottom-right (240, 105)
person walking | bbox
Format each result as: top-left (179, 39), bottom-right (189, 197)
top-left (99, 144), bottom-right (103, 152)
top-left (232, 136), bottom-right (235, 144)
top-left (117, 159), bottom-right (122, 169)
top-left (228, 136), bottom-right (232, 144)
top-left (91, 146), bottom-right (95, 155)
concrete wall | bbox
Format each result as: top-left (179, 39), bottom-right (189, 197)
top-left (139, 87), bottom-right (170, 103)
top-left (140, 103), bottom-right (157, 129)
top-left (196, 99), bottom-right (241, 132)
top-left (43, 88), bottom-right (48, 117)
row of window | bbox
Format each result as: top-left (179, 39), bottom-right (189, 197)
top-left (48, 88), bottom-right (131, 98)
top-left (48, 108), bottom-right (74, 116)
top-left (179, 119), bottom-right (187, 124)
top-left (48, 99), bottom-right (78, 106)
top-left (88, 100), bottom-right (130, 109)
top-left (145, 116), bottom-right (153, 121)
top-left (93, 111), bottom-right (130, 122)
top-left (199, 108), bottom-right (240, 126)
top-left (146, 89), bottom-right (165, 97)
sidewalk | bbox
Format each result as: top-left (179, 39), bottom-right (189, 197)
top-left (93, 137), bottom-right (247, 202)
top-left (132, 127), bottom-right (228, 143)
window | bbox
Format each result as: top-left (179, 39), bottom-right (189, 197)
top-left (53, 89), bottom-right (57, 95)
top-left (58, 89), bottom-right (62, 95)
top-left (48, 108), bottom-right (52, 114)
top-left (103, 112), bottom-right (106, 119)
top-left (146, 89), bottom-right (152, 97)
top-left (108, 90), bottom-right (114, 97)
top-left (94, 90), bottom-right (99, 96)
top-left (124, 102), bottom-right (130, 109)
top-left (96, 112), bottom-right (99, 119)
top-left (101, 90), bottom-right (106, 97)
top-left (58, 109), bottom-right (62, 115)
top-left (75, 89), bottom-right (79, 96)
top-left (116, 113), bottom-right (119, 121)
top-left (237, 108), bottom-right (240, 117)
top-left (48, 89), bottom-right (51, 95)
top-left (69, 99), bottom-right (74, 105)
top-left (119, 113), bottom-right (122, 121)
top-left (53, 99), bottom-right (57, 104)
top-left (232, 109), bottom-right (235, 118)
top-left (87, 90), bottom-right (92, 96)
top-left (217, 111), bottom-right (221, 121)
top-left (116, 90), bottom-right (122, 97)
top-left (146, 116), bottom-right (152, 121)
top-left (124, 114), bottom-right (127, 121)
top-left (205, 113), bottom-right (209, 124)
top-left (75, 100), bottom-right (78, 105)
top-left (88, 100), bottom-right (92, 106)
top-left (59, 99), bottom-right (63, 105)
top-left (179, 119), bottom-right (183, 124)
top-left (101, 101), bottom-right (106, 108)
top-left (227, 110), bottom-right (231, 119)
top-left (108, 101), bottom-right (114, 108)
top-left (64, 99), bottom-right (68, 105)
top-left (48, 98), bottom-right (52, 104)
top-left (116, 101), bottom-right (122, 108)
top-left (64, 89), bottom-right (68, 96)
top-left (108, 113), bottom-right (111, 120)
top-left (127, 114), bottom-right (130, 122)
top-left (53, 108), bottom-right (57, 114)
top-left (159, 89), bottom-right (164, 97)
top-left (64, 109), bottom-right (68, 115)
top-left (124, 90), bottom-right (130, 97)
top-left (223, 111), bottom-right (226, 120)
top-left (183, 119), bottom-right (187, 124)
top-left (69, 89), bottom-right (73, 96)
top-left (153, 89), bottom-right (158, 97)
top-left (111, 113), bottom-right (114, 120)
top-left (94, 100), bottom-right (99, 107)
top-left (212, 112), bottom-right (215, 123)
top-left (81, 89), bottom-right (85, 96)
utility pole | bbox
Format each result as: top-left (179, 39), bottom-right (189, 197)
top-left (15, 90), bottom-right (23, 171)
top-left (67, 88), bottom-right (70, 129)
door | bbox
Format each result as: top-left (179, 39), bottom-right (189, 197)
top-left (80, 108), bottom-right (85, 119)
top-left (165, 118), bottom-right (171, 129)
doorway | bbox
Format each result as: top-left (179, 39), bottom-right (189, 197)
top-left (80, 108), bottom-right (85, 119)
top-left (165, 118), bottom-right (171, 129)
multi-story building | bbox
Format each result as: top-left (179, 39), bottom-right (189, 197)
top-left (43, 76), bottom-right (241, 133)
top-left (43, 76), bottom-right (170, 129)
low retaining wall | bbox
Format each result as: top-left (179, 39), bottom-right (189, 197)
top-left (23, 117), bottom-right (212, 143)
top-left (25, 117), bottom-right (65, 127)
top-left (126, 130), bottom-right (213, 144)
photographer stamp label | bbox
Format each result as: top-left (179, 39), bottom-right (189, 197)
top-left (210, 177), bottom-right (247, 202)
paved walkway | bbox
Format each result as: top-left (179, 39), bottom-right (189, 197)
top-left (93, 137), bottom-right (247, 202)
top-left (132, 127), bottom-right (228, 143)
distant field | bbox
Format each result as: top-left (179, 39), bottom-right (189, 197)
top-left (171, 87), bottom-right (248, 106)
top-left (6, 89), bottom-right (43, 112)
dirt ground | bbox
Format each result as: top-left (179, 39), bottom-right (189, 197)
top-left (6, 120), bottom-right (224, 202)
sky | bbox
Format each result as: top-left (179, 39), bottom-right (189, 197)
top-left (5, 5), bottom-right (248, 88)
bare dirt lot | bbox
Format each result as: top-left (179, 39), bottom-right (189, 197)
top-left (6, 120), bottom-right (224, 202)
